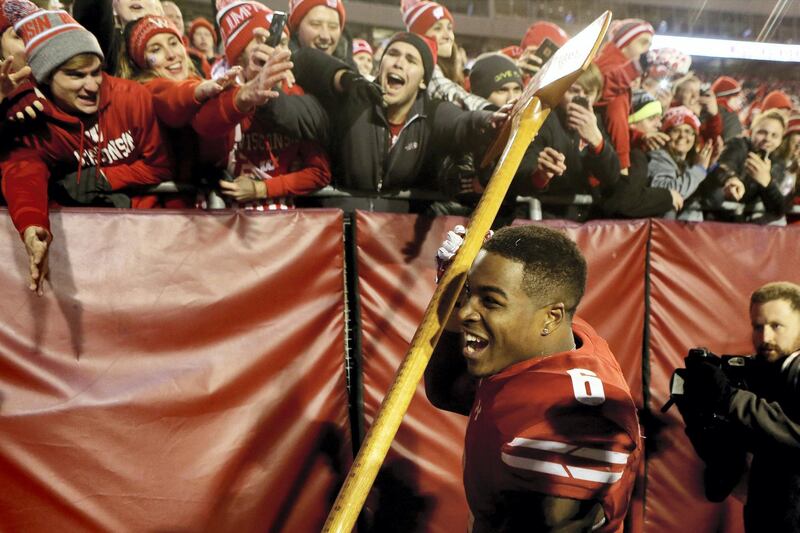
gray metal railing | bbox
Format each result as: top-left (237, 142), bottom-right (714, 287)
top-left (140, 182), bottom-right (800, 221)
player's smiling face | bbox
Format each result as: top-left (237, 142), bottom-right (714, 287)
top-left (458, 251), bottom-right (550, 377)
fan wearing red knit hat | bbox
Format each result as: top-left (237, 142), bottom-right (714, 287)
top-left (513, 21), bottom-right (569, 78)
top-left (114, 13), bottom-right (293, 208)
top-left (188, 17), bottom-right (218, 63)
top-left (257, 30), bottom-right (503, 207)
top-left (1, 0), bottom-right (173, 295)
top-left (401, 0), bottom-right (492, 111)
top-left (351, 38), bottom-right (374, 80)
top-left (287, 0), bottom-right (351, 64)
top-left (213, 0), bottom-right (332, 211)
top-left (593, 19), bottom-right (655, 174)
top-left (762, 90), bottom-right (793, 114)
top-left (711, 75), bottom-right (744, 141)
top-left (647, 105), bottom-right (716, 221)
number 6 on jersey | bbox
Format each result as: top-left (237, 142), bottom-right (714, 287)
top-left (567, 368), bottom-right (606, 405)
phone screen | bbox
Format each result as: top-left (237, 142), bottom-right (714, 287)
top-left (534, 38), bottom-right (560, 63)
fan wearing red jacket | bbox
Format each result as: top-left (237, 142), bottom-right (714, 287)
top-left (118, 14), bottom-right (293, 207)
top-left (426, 225), bottom-right (642, 532)
top-left (1, 0), bottom-right (172, 295)
top-left (213, 0), bottom-right (331, 210)
top-left (594, 19), bottom-right (654, 173)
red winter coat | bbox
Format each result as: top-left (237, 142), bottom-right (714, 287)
top-left (1, 75), bottom-right (172, 235)
top-left (594, 42), bottom-right (641, 170)
top-left (222, 84), bottom-right (332, 209)
top-left (144, 77), bottom-right (248, 202)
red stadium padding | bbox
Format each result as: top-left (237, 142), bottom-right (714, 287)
top-left (645, 220), bottom-right (800, 533)
top-left (3, 208), bottom-right (799, 532)
top-left (0, 209), bottom-right (351, 532)
top-left (355, 212), bottom-right (649, 532)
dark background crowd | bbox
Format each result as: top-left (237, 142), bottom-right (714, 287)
top-left (1, 0), bottom-right (799, 252)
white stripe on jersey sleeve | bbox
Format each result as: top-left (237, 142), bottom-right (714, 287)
top-left (501, 453), bottom-right (624, 485)
top-left (500, 453), bottom-right (569, 478)
top-left (565, 465), bottom-right (624, 484)
top-left (506, 437), bottom-right (630, 465)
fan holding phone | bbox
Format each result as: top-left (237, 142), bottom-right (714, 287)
top-left (514, 21), bottom-right (569, 78)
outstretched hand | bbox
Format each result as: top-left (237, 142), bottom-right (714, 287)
top-left (23, 225), bottom-right (52, 296)
top-left (339, 69), bottom-right (384, 107)
top-left (488, 100), bottom-right (515, 129)
top-left (236, 49), bottom-right (293, 112)
top-left (194, 66), bottom-right (243, 103)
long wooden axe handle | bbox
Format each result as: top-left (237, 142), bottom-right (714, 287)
top-left (323, 12), bottom-right (612, 532)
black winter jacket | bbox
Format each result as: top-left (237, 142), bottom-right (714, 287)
top-left (515, 107), bottom-right (620, 198)
top-left (708, 137), bottom-right (791, 223)
top-left (602, 147), bottom-right (674, 218)
top-left (259, 48), bottom-right (494, 193)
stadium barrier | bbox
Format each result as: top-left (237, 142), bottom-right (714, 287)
top-left (1, 208), bottom-right (798, 532)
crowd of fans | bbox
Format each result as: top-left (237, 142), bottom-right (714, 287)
top-left (1, 0), bottom-right (799, 291)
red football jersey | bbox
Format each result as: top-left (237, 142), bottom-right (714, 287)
top-left (464, 317), bottom-right (642, 532)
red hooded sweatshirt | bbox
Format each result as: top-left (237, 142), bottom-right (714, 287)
top-left (1, 75), bottom-right (172, 236)
top-left (594, 42), bottom-right (642, 170)
top-left (210, 84), bottom-right (332, 209)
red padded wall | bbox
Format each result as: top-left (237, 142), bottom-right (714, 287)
top-left (0, 209), bottom-right (350, 532)
top-left (645, 220), bottom-right (800, 533)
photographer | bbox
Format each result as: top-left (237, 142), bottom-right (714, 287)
top-left (676, 282), bottom-right (800, 532)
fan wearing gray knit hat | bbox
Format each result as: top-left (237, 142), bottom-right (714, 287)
top-left (468, 53), bottom-right (522, 108)
top-left (3, 0), bottom-right (103, 83)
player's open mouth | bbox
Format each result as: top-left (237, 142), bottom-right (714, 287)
top-left (463, 332), bottom-right (489, 357)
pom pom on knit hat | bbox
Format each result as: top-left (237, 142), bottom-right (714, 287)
top-left (762, 90), bottom-right (793, 112)
top-left (711, 76), bottom-right (741, 98)
top-left (520, 21), bottom-right (569, 50)
top-left (646, 47), bottom-right (691, 80)
top-left (661, 105), bottom-right (701, 134)
top-left (400, 0), bottom-right (453, 35)
top-left (215, 0), bottom-right (272, 64)
top-left (382, 31), bottom-right (437, 85)
top-left (628, 89), bottom-right (662, 124)
top-left (287, 0), bottom-right (345, 32)
top-left (468, 53), bottom-right (522, 99)
top-left (608, 18), bottom-right (654, 50)
top-left (3, 0), bottom-right (103, 82)
top-left (352, 38), bottom-right (373, 56)
top-left (188, 17), bottom-right (217, 46)
top-left (126, 15), bottom-right (182, 70)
